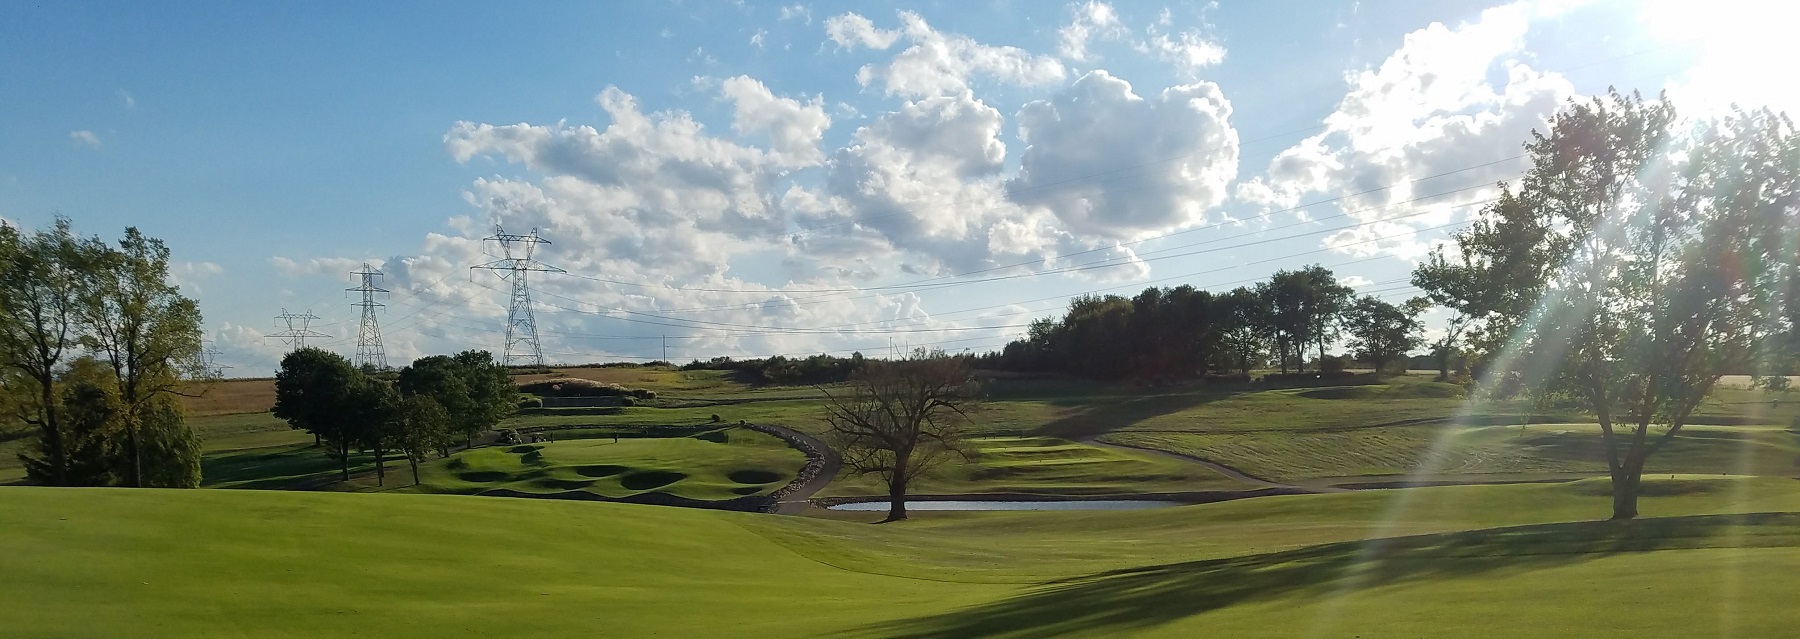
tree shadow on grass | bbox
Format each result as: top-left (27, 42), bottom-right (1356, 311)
top-left (1032, 390), bottom-right (1234, 440)
top-left (861, 512), bottom-right (1800, 639)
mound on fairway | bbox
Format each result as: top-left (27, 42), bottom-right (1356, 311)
top-left (4, 479), bottom-right (1800, 637)
top-left (409, 427), bottom-right (807, 502)
top-left (822, 436), bottom-right (1248, 498)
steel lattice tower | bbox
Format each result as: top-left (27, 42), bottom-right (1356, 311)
top-left (471, 226), bottom-right (563, 368)
top-left (268, 309), bottom-right (327, 352)
top-left (349, 263), bottom-right (389, 370)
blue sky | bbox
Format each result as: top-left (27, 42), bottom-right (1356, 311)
top-left (0, 0), bottom-right (1783, 374)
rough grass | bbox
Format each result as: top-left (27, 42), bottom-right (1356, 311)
top-left (400, 428), bottom-right (807, 501)
top-left (4, 478), bottom-right (1800, 637)
top-left (821, 436), bottom-right (1246, 497)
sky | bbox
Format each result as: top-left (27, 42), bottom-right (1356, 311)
top-left (1, 0), bottom-right (1791, 375)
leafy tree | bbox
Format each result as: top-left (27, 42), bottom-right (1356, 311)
top-left (1216, 286), bottom-right (1270, 375)
top-left (79, 227), bottom-right (204, 487)
top-left (347, 377), bottom-right (401, 486)
top-left (1298, 265), bottom-right (1354, 365)
top-left (397, 394), bottom-right (451, 485)
top-left (0, 219), bottom-right (92, 485)
top-left (1342, 296), bottom-right (1426, 375)
top-left (450, 350), bottom-right (515, 445)
top-left (273, 348), bottom-right (363, 481)
top-left (28, 376), bottom-right (120, 486)
top-left (398, 355), bottom-right (472, 440)
top-left (137, 395), bottom-right (201, 488)
top-left (1417, 91), bottom-right (1799, 519)
top-left (821, 352), bottom-right (978, 522)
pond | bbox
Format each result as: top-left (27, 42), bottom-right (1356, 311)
top-left (826, 499), bottom-right (1179, 511)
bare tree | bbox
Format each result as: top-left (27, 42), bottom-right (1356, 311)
top-left (821, 352), bottom-right (978, 522)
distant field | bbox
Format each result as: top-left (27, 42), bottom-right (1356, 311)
top-left (4, 478), bottom-right (1799, 637)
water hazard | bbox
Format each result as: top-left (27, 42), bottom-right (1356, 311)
top-left (827, 499), bottom-right (1178, 511)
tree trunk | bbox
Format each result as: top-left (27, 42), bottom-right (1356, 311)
top-left (339, 439), bottom-right (350, 482)
top-left (38, 380), bottom-right (67, 486)
top-left (410, 456), bottom-right (420, 485)
top-left (125, 419), bottom-right (142, 488)
top-left (374, 446), bottom-right (385, 486)
top-left (313, 433), bottom-right (320, 447)
top-left (884, 475), bottom-right (909, 522)
top-left (1610, 450), bottom-right (1648, 520)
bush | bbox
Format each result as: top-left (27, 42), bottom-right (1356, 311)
top-left (619, 396), bottom-right (637, 407)
top-left (517, 397), bottom-right (543, 409)
top-left (1318, 355), bottom-right (1351, 374)
top-left (631, 388), bottom-right (657, 400)
top-left (1202, 372), bottom-right (1252, 385)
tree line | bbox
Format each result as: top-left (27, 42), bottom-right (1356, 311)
top-left (0, 220), bottom-right (205, 488)
top-left (272, 348), bottom-right (515, 485)
top-left (981, 266), bottom-right (1425, 381)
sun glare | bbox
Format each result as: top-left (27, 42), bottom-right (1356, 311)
top-left (1643, 0), bottom-right (1800, 116)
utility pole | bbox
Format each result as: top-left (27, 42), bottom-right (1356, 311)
top-left (349, 263), bottom-right (389, 370)
top-left (269, 309), bottom-right (327, 352)
top-left (471, 226), bottom-right (563, 369)
top-left (662, 335), bottom-right (668, 363)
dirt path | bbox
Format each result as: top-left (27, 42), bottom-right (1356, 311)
top-left (755, 424), bottom-right (842, 515)
top-left (1080, 436), bottom-right (1349, 494)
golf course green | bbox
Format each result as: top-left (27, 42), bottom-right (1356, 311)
top-left (3, 478), bottom-right (1797, 637)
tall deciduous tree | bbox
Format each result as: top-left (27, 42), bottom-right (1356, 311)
top-left (397, 394), bottom-right (451, 485)
top-left (0, 219), bottom-right (92, 485)
top-left (273, 348), bottom-right (363, 481)
top-left (80, 227), bottom-right (204, 487)
top-left (1342, 296), bottom-right (1426, 375)
top-left (451, 350), bottom-right (515, 445)
top-left (1416, 90), bottom-right (1799, 519)
top-left (822, 352), bottom-right (978, 522)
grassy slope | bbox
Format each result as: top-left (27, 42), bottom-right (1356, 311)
top-left (402, 428), bottom-right (807, 500)
top-left (4, 479), bottom-right (1800, 638)
top-left (820, 436), bottom-right (1245, 498)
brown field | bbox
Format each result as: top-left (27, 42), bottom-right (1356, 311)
top-left (180, 379), bottom-right (277, 416)
top-left (176, 366), bottom-right (736, 417)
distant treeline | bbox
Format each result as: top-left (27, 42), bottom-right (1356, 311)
top-left (682, 352), bottom-right (871, 385)
top-left (978, 265), bottom-right (1425, 381)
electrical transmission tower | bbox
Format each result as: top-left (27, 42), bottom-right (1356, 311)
top-left (471, 226), bottom-right (563, 368)
top-left (198, 339), bottom-right (231, 379)
top-left (268, 308), bottom-right (327, 352)
top-left (348, 263), bottom-right (389, 370)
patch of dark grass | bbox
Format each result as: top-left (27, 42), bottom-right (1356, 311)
top-left (456, 471), bottom-right (511, 483)
top-left (728, 469), bottom-right (783, 484)
top-left (694, 429), bottom-right (730, 443)
top-left (620, 470), bottom-right (686, 490)
top-left (519, 450), bottom-right (546, 465)
top-left (530, 477), bottom-right (596, 491)
top-left (731, 486), bottom-right (763, 495)
top-left (575, 464), bottom-right (629, 478)
top-left (508, 444), bottom-right (543, 453)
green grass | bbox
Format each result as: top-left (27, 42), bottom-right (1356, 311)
top-left (398, 427), bottom-right (807, 501)
top-left (1103, 423), bottom-right (1800, 484)
top-left (821, 436), bottom-right (1246, 497)
top-left (4, 478), bottom-right (1800, 637)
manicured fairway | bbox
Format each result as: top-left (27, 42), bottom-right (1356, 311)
top-left (404, 427), bottom-right (808, 500)
top-left (4, 478), bottom-right (1798, 637)
top-left (820, 436), bottom-right (1247, 497)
